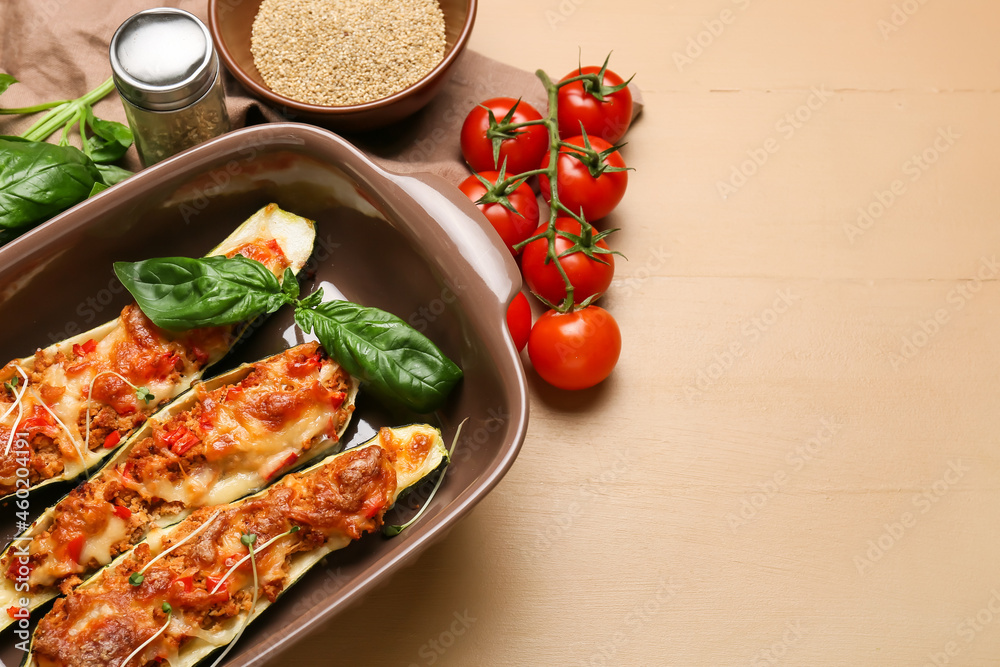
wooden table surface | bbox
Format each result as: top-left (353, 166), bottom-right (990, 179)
top-left (293, 1), bottom-right (1000, 665)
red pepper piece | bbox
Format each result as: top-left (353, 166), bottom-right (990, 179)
top-left (103, 431), bottom-right (121, 449)
top-left (5, 556), bottom-right (33, 581)
top-left (171, 431), bottom-right (200, 456)
top-left (265, 452), bottom-right (299, 481)
top-left (363, 498), bottom-right (384, 519)
top-left (171, 575), bottom-right (193, 593)
top-left (190, 346), bottom-right (209, 365)
top-left (159, 425), bottom-right (200, 455)
top-left (287, 352), bottom-right (323, 377)
top-left (19, 405), bottom-right (57, 440)
top-left (112, 504), bottom-right (132, 520)
top-left (198, 413), bottom-right (214, 432)
top-left (67, 535), bottom-right (85, 564)
top-left (72, 339), bottom-right (97, 357)
top-left (151, 352), bottom-right (181, 379)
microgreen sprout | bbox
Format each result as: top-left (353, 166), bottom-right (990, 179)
top-left (138, 510), bottom-right (222, 578)
top-left (2, 366), bottom-right (28, 455)
top-left (383, 419), bottom-right (465, 537)
top-left (210, 526), bottom-right (300, 594)
top-left (118, 600), bottom-right (172, 667)
top-left (84, 370), bottom-right (157, 455)
top-left (207, 527), bottom-right (299, 667)
top-left (129, 572), bottom-right (144, 587)
top-left (37, 398), bottom-right (86, 473)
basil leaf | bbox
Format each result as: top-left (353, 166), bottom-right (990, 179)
top-left (298, 287), bottom-right (324, 310)
top-left (294, 300), bottom-right (463, 413)
top-left (0, 74), bottom-right (17, 96)
top-left (86, 109), bottom-right (133, 164)
top-left (88, 181), bottom-right (108, 198)
top-left (0, 138), bottom-right (101, 231)
top-left (114, 255), bottom-right (291, 331)
top-left (95, 163), bottom-right (132, 187)
top-left (280, 267), bottom-right (299, 301)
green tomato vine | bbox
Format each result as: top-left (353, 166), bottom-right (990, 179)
top-left (473, 56), bottom-right (631, 314)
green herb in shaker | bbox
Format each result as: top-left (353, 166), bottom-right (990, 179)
top-left (109, 8), bottom-right (230, 167)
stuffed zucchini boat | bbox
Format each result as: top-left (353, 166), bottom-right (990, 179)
top-left (0, 342), bottom-right (358, 630)
top-left (0, 204), bottom-right (316, 498)
top-left (26, 424), bottom-right (448, 667)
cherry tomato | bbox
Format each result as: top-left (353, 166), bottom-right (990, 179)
top-left (558, 65), bottom-right (633, 144)
top-left (528, 306), bottom-right (621, 390)
top-left (539, 135), bottom-right (627, 222)
top-left (521, 218), bottom-right (614, 306)
top-left (506, 292), bottom-right (532, 352)
top-left (460, 98), bottom-right (548, 175)
top-left (459, 171), bottom-right (539, 255)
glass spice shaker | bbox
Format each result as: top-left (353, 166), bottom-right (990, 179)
top-left (109, 8), bottom-right (230, 167)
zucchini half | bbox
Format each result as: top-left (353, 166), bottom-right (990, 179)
top-left (0, 204), bottom-right (316, 498)
top-left (0, 342), bottom-right (359, 630)
top-left (25, 424), bottom-right (448, 667)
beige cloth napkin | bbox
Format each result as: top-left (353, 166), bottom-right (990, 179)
top-left (0, 0), bottom-right (641, 179)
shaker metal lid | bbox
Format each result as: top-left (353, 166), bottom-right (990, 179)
top-left (110, 8), bottom-right (219, 111)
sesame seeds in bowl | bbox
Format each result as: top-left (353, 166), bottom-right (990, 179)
top-left (251, 0), bottom-right (446, 107)
top-left (209, 0), bottom-right (476, 131)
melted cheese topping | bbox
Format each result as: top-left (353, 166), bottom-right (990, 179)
top-left (0, 235), bottom-right (296, 497)
top-left (30, 426), bottom-right (446, 667)
top-left (11, 343), bottom-right (356, 601)
top-left (78, 515), bottom-right (130, 578)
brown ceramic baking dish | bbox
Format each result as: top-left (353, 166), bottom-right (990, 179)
top-left (0, 123), bottom-right (527, 666)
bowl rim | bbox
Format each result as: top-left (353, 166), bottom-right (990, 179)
top-left (208, 0), bottom-right (477, 115)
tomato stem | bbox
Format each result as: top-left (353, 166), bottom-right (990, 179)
top-left (533, 68), bottom-right (610, 313)
top-left (492, 63), bottom-right (622, 313)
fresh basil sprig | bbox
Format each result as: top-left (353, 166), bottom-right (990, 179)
top-left (114, 255), bottom-right (463, 413)
top-left (0, 137), bottom-right (105, 230)
top-left (295, 298), bottom-right (463, 414)
top-left (0, 75), bottom-right (133, 241)
top-left (114, 256), bottom-right (292, 330)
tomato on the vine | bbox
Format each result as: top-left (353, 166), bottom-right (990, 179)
top-left (521, 218), bottom-right (615, 306)
top-left (458, 171), bottom-right (539, 255)
top-left (558, 65), bottom-right (633, 144)
top-left (539, 134), bottom-right (628, 222)
top-left (460, 98), bottom-right (548, 175)
top-left (506, 292), bottom-right (532, 352)
top-left (528, 306), bottom-right (621, 390)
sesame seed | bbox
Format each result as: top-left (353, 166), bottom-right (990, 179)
top-left (250, 0), bottom-right (447, 106)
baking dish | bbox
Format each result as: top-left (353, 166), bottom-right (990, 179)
top-left (0, 123), bottom-right (528, 666)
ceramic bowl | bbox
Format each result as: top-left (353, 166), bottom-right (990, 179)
top-left (208, 0), bottom-right (476, 131)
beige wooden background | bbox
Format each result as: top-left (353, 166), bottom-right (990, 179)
top-left (292, 1), bottom-right (1000, 666)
